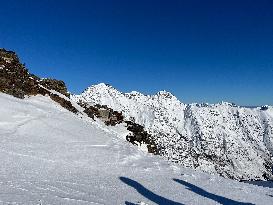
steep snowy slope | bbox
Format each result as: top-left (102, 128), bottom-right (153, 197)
top-left (0, 93), bottom-right (272, 205)
top-left (72, 83), bottom-right (273, 180)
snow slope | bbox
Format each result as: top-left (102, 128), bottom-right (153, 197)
top-left (0, 93), bottom-right (272, 204)
top-left (72, 83), bottom-right (273, 180)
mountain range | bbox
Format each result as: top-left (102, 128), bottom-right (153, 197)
top-left (72, 83), bottom-right (273, 180)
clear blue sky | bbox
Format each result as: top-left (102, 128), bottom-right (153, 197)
top-left (0, 0), bottom-right (272, 105)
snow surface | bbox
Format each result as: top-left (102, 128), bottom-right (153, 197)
top-left (0, 93), bottom-right (272, 204)
top-left (72, 83), bottom-right (273, 180)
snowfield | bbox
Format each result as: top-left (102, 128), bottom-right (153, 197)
top-left (0, 93), bottom-right (272, 205)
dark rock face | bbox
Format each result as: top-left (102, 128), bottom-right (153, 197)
top-left (261, 105), bottom-right (269, 111)
top-left (0, 48), bottom-right (78, 113)
top-left (50, 94), bottom-right (78, 114)
top-left (0, 48), bottom-right (71, 98)
top-left (40, 78), bottom-right (70, 97)
top-left (78, 101), bottom-right (124, 125)
top-left (125, 121), bottom-right (158, 154)
top-left (78, 101), bottom-right (100, 119)
top-left (78, 101), bottom-right (158, 154)
top-left (0, 48), bottom-right (41, 98)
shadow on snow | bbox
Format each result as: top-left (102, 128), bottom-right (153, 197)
top-left (119, 177), bottom-right (255, 205)
top-left (120, 177), bottom-right (184, 205)
top-left (173, 178), bottom-right (254, 205)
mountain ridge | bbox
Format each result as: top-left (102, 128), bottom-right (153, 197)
top-left (72, 83), bottom-right (273, 180)
top-left (77, 83), bottom-right (271, 107)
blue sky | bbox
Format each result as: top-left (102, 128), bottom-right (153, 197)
top-left (0, 0), bottom-right (272, 105)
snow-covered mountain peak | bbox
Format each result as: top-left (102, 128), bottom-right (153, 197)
top-left (217, 101), bottom-right (237, 107)
top-left (73, 83), bottom-right (273, 180)
top-left (84, 83), bottom-right (118, 94)
top-left (156, 90), bottom-right (175, 98)
top-left (93, 82), bottom-right (113, 89)
top-left (126, 90), bottom-right (146, 97)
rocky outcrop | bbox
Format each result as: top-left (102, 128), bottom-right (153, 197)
top-left (0, 48), bottom-right (41, 98)
top-left (78, 101), bottom-right (124, 125)
top-left (0, 48), bottom-right (78, 113)
top-left (50, 94), bottom-right (78, 113)
top-left (78, 101), bottom-right (158, 154)
top-left (40, 78), bottom-right (70, 97)
top-left (125, 121), bottom-right (158, 154)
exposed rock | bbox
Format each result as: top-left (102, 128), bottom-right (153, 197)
top-left (0, 48), bottom-right (78, 114)
top-left (0, 48), bottom-right (41, 98)
top-left (50, 94), bottom-right (78, 113)
top-left (78, 101), bottom-right (98, 119)
top-left (261, 105), bottom-right (269, 111)
top-left (78, 101), bottom-right (124, 126)
top-left (77, 101), bottom-right (158, 154)
top-left (125, 121), bottom-right (158, 154)
top-left (40, 78), bottom-right (70, 97)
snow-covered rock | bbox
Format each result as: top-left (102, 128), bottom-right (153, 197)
top-left (72, 83), bottom-right (273, 180)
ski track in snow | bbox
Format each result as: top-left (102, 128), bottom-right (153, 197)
top-left (0, 93), bottom-right (272, 205)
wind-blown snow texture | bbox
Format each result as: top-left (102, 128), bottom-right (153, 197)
top-left (72, 83), bottom-right (273, 180)
top-left (0, 93), bottom-right (272, 205)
